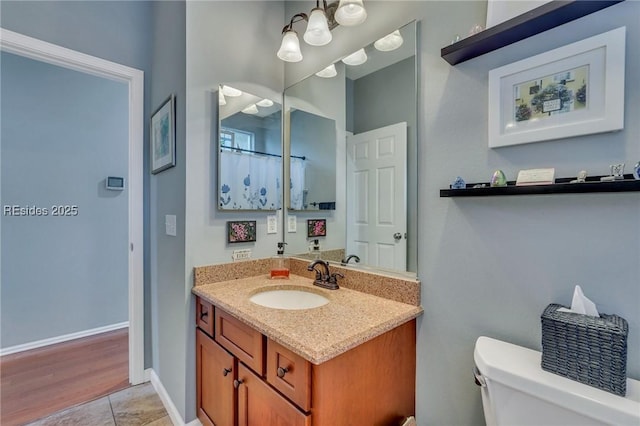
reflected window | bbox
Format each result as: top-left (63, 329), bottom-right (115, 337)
top-left (220, 127), bottom-right (254, 152)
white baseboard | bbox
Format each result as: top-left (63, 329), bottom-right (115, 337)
top-left (147, 368), bottom-right (202, 426)
top-left (0, 322), bottom-right (129, 356)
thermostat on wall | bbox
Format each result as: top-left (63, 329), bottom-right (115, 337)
top-left (106, 176), bottom-right (125, 190)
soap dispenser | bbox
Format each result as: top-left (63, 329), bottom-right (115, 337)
top-left (270, 242), bottom-right (290, 279)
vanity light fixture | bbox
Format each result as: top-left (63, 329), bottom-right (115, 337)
top-left (278, 1), bottom-right (367, 63)
top-left (241, 104), bottom-right (259, 115)
top-left (334, 0), bottom-right (367, 26)
top-left (315, 63), bottom-right (338, 78)
top-left (342, 48), bottom-right (367, 66)
top-left (218, 91), bottom-right (227, 106)
top-left (374, 30), bottom-right (403, 51)
top-left (221, 85), bottom-right (242, 97)
top-left (256, 98), bottom-right (274, 107)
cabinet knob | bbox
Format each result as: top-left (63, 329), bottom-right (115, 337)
top-left (222, 367), bottom-right (232, 377)
top-left (276, 367), bottom-right (289, 378)
top-left (199, 309), bottom-right (208, 320)
top-left (233, 379), bottom-right (243, 388)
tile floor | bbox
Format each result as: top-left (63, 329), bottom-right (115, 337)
top-left (25, 383), bottom-right (171, 426)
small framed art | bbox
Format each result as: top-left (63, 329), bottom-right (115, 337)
top-left (307, 219), bottom-right (326, 238)
top-left (227, 220), bottom-right (257, 243)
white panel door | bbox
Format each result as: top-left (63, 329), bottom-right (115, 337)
top-left (346, 122), bottom-right (407, 270)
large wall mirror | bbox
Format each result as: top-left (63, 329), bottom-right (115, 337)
top-left (218, 84), bottom-right (282, 210)
top-left (283, 21), bottom-right (418, 275)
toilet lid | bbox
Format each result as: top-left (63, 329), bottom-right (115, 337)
top-left (474, 336), bottom-right (640, 425)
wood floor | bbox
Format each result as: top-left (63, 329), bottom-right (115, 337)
top-left (0, 328), bottom-right (129, 426)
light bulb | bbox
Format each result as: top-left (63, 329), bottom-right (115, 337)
top-left (304, 8), bottom-right (332, 46)
top-left (256, 99), bottom-right (274, 107)
top-left (335, 0), bottom-right (367, 26)
top-left (342, 48), bottom-right (367, 66)
top-left (315, 64), bottom-right (337, 78)
top-left (221, 85), bottom-right (242, 97)
top-left (374, 30), bottom-right (403, 52)
top-left (277, 30), bottom-right (303, 62)
top-left (242, 104), bottom-right (259, 114)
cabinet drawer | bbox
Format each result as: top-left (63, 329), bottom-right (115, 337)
top-left (196, 297), bottom-right (214, 337)
top-left (215, 309), bottom-right (264, 375)
top-left (266, 339), bottom-right (311, 412)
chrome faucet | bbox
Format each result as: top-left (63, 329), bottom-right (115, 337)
top-left (341, 254), bottom-right (360, 266)
top-left (307, 260), bottom-right (342, 290)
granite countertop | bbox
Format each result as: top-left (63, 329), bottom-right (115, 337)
top-left (192, 274), bottom-right (423, 364)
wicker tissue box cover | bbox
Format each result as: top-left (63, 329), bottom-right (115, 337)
top-left (541, 303), bottom-right (628, 396)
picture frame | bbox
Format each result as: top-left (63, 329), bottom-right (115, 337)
top-left (307, 219), bottom-right (327, 238)
top-left (488, 27), bottom-right (625, 148)
top-left (151, 94), bottom-right (176, 173)
top-left (227, 220), bottom-right (257, 244)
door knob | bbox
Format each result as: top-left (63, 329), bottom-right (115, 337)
top-left (393, 232), bottom-right (402, 241)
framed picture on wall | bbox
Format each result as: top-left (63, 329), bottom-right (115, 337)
top-left (307, 219), bottom-right (327, 238)
top-left (150, 94), bottom-right (176, 174)
top-left (227, 220), bottom-right (257, 244)
top-left (488, 27), bottom-right (625, 148)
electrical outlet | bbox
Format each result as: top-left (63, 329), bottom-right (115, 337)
top-left (267, 215), bottom-right (277, 234)
top-left (232, 249), bottom-right (251, 261)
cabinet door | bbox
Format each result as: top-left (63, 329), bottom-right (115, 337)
top-left (196, 329), bottom-right (235, 426)
top-left (237, 363), bottom-right (310, 426)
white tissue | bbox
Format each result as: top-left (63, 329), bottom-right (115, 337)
top-left (557, 285), bottom-right (599, 317)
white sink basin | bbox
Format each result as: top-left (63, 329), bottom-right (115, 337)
top-left (249, 288), bottom-right (329, 310)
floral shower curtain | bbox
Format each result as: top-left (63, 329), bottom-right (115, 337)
top-left (289, 157), bottom-right (306, 210)
top-left (219, 150), bottom-right (281, 210)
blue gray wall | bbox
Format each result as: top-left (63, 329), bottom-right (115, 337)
top-left (1, 0), bottom-right (154, 363)
top-left (1, 52), bottom-right (129, 347)
top-left (149, 0), bottom-right (187, 420)
top-left (285, 1), bottom-right (640, 425)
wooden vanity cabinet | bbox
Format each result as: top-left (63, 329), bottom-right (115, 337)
top-left (195, 297), bottom-right (416, 426)
top-left (196, 328), bottom-right (236, 426)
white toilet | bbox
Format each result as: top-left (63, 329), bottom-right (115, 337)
top-left (473, 336), bottom-right (640, 426)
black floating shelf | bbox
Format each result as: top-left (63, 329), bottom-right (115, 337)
top-left (440, 175), bottom-right (640, 197)
top-left (441, 0), bottom-right (624, 65)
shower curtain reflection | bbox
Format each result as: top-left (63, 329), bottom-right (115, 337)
top-left (219, 150), bottom-right (281, 210)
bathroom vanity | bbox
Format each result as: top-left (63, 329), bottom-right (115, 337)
top-left (193, 274), bottom-right (422, 426)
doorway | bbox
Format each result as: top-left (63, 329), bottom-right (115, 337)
top-left (0, 27), bottom-right (144, 390)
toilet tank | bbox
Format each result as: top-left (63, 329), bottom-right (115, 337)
top-left (473, 336), bottom-right (640, 426)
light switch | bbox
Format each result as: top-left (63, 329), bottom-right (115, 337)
top-left (165, 214), bottom-right (176, 236)
top-left (267, 215), bottom-right (277, 234)
top-left (287, 215), bottom-right (297, 233)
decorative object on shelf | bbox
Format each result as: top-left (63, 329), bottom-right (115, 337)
top-left (451, 176), bottom-right (466, 189)
top-left (277, 0), bottom-right (367, 63)
top-left (488, 27), bottom-right (625, 148)
top-left (307, 218), bottom-right (327, 238)
top-left (227, 220), bottom-right (257, 244)
top-left (601, 163), bottom-right (625, 182)
top-left (633, 162), bottom-right (640, 180)
top-left (150, 94), bottom-right (176, 174)
top-left (450, 34), bottom-right (460, 45)
top-left (490, 170), bottom-right (507, 187)
top-left (468, 24), bottom-right (483, 36)
top-left (516, 168), bottom-right (555, 186)
top-left (570, 170), bottom-right (588, 183)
